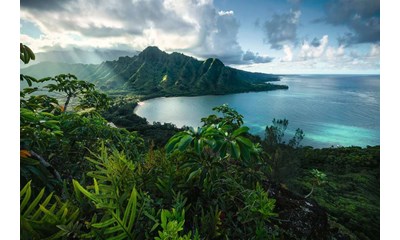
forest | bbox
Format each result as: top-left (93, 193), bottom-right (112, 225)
top-left (20, 43), bottom-right (379, 239)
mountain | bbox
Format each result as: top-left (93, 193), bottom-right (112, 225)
top-left (21, 46), bottom-right (288, 97)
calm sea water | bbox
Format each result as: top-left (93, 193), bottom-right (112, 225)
top-left (135, 75), bottom-right (380, 148)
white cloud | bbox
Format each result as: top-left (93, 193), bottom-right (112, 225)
top-left (370, 44), bottom-right (380, 57)
top-left (218, 10), bottom-right (234, 16)
top-left (282, 45), bottom-right (293, 62)
top-left (299, 35), bottom-right (328, 60)
top-left (326, 45), bottom-right (345, 60)
top-left (239, 36), bottom-right (378, 74)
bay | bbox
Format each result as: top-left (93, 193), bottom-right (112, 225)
top-left (134, 75), bottom-right (380, 148)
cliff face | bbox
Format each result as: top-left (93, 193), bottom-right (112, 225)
top-left (21, 46), bottom-right (287, 96)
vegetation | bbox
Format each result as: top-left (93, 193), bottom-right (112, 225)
top-left (288, 146), bottom-right (380, 240)
top-left (21, 46), bottom-right (288, 98)
top-left (102, 98), bottom-right (182, 147)
top-left (260, 119), bottom-right (379, 240)
top-left (20, 44), bottom-right (280, 239)
top-left (20, 44), bottom-right (379, 239)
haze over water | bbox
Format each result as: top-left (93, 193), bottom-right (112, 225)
top-left (135, 75), bottom-right (379, 148)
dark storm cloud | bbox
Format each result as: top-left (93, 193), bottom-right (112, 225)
top-left (242, 50), bottom-right (273, 64)
top-left (21, 0), bottom-right (75, 11)
top-left (321, 0), bottom-right (380, 45)
top-left (262, 10), bottom-right (300, 49)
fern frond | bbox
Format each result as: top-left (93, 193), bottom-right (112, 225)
top-left (73, 179), bottom-right (138, 239)
top-left (20, 181), bottom-right (80, 240)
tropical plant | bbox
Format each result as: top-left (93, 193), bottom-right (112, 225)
top-left (305, 169), bottom-right (327, 198)
top-left (20, 43), bottom-right (35, 64)
top-left (43, 74), bottom-right (96, 112)
top-left (73, 180), bottom-right (140, 239)
top-left (166, 105), bottom-right (261, 162)
top-left (265, 118), bottom-right (289, 146)
top-left (154, 208), bottom-right (199, 240)
top-left (20, 181), bottom-right (80, 239)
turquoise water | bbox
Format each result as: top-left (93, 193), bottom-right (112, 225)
top-left (135, 75), bottom-right (380, 148)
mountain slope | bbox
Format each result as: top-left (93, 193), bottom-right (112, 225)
top-left (21, 46), bottom-right (288, 96)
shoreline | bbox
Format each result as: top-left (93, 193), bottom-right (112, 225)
top-left (132, 84), bottom-right (289, 112)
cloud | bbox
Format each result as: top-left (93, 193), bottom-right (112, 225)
top-left (218, 10), bottom-right (234, 16)
top-left (21, 0), bottom-right (195, 39)
top-left (187, 7), bottom-right (245, 64)
top-left (310, 37), bottom-right (321, 47)
top-left (282, 45), bottom-right (293, 62)
top-left (369, 44), bottom-right (380, 57)
top-left (20, 0), bottom-right (75, 11)
top-left (320, 0), bottom-right (380, 45)
top-left (20, 0), bottom-right (257, 65)
top-left (299, 35), bottom-right (328, 60)
top-left (242, 50), bottom-right (274, 64)
top-left (326, 45), bottom-right (345, 60)
top-left (262, 9), bottom-right (301, 49)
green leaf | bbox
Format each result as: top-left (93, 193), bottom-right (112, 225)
top-left (20, 181), bottom-right (32, 213)
top-left (239, 144), bottom-right (251, 161)
top-left (178, 135), bottom-right (193, 151)
top-left (232, 126), bottom-right (249, 138)
top-left (187, 168), bottom-right (202, 182)
top-left (231, 141), bottom-right (241, 159)
top-left (236, 136), bottom-right (253, 147)
top-left (72, 180), bottom-right (97, 202)
top-left (23, 188), bottom-right (45, 217)
top-left (92, 218), bottom-right (116, 228)
top-left (32, 192), bottom-right (54, 219)
top-left (165, 136), bottom-right (181, 153)
top-left (93, 178), bottom-right (99, 195)
top-left (124, 188), bottom-right (137, 232)
top-left (21, 108), bottom-right (37, 122)
top-left (39, 204), bottom-right (58, 222)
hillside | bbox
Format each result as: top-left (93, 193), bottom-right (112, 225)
top-left (21, 46), bottom-right (288, 97)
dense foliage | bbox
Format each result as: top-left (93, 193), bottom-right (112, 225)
top-left (20, 44), bottom-right (379, 239)
top-left (20, 45), bottom-right (280, 239)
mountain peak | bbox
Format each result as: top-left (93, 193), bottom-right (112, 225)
top-left (141, 46), bottom-right (163, 53)
top-left (138, 46), bottom-right (167, 61)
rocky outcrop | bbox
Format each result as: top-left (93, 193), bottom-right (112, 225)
top-left (265, 180), bottom-right (331, 239)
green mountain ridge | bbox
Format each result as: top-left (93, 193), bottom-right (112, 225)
top-left (21, 46), bottom-right (288, 97)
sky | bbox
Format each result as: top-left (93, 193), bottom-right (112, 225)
top-left (20, 0), bottom-right (380, 74)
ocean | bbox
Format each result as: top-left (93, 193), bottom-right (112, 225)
top-left (134, 75), bottom-right (380, 148)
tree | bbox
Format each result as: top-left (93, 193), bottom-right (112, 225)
top-left (44, 74), bottom-right (96, 112)
top-left (289, 128), bottom-right (305, 148)
top-left (265, 118), bottom-right (288, 146)
top-left (305, 169), bottom-right (327, 198)
top-left (263, 119), bottom-right (305, 184)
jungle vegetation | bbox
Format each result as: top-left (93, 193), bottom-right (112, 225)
top-left (20, 43), bottom-right (379, 239)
